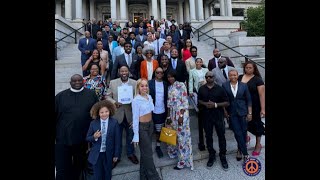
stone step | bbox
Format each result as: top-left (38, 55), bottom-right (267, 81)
top-left (112, 111), bottom-right (265, 176)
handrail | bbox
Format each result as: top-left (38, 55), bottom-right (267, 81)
top-left (190, 25), bottom-right (265, 69)
top-left (56, 25), bottom-right (85, 44)
top-left (55, 25), bottom-right (85, 60)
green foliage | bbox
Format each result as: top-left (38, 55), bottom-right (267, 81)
top-left (241, 2), bottom-right (265, 36)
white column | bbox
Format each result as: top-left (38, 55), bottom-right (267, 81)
top-left (82, 0), bottom-right (87, 20)
top-left (149, 0), bottom-right (152, 18)
top-left (160, 0), bottom-right (166, 20)
top-left (189, 0), bottom-right (196, 21)
top-left (56, 3), bottom-right (62, 16)
top-left (116, 0), bottom-right (120, 19)
top-left (178, 1), bottom-right (183, 24)
top-left (75, 0), bottom-right (82, 20)
top-left (89, 0), bottom-right (95, 19)
top-left (110, 0), bottom-right (117, 20)
top-left (125, 0), bottom-right (129, 20)
top-left (152, 0), bottom-right (159, 20)
top-left (226, 0), bottom-right (232, 16)
top-left (197, 0), bottom-right (204, 21)
top-left (204, 4), bottom-right (209, 19)
top-left (184, 0), bottom-right (190, 22)
top-left (65, 0), bottom-right (72, 20)
top-left (120, 0), bottom-right (126, 20)
top-left (220, 0), bottom-right (225, 16)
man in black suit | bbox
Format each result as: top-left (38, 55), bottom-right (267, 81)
top-left (208, 48), bottom-right (235, 71)
top-left (111, 42), bottom-right (135, 79)
top-left (168, 48), bottom-right (188, 83)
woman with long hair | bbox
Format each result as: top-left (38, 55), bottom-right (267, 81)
top-left (131, 78), bottom-right (161, 180)
top-left (238, 61), bottom-right (265, 156)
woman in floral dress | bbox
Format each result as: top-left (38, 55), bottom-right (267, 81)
top-left (166, 71), bottom-right (194, 170)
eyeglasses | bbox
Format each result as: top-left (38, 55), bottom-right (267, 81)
top-left (156, 71), bottom-right (163, 74)
top-left (205, 76), bottom-right (213, 79)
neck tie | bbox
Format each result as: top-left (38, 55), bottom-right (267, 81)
top-left (127, 54), bottom-right (131, 67)
top-left (222, 69), bottom-right (227, 79)
top-left (172, 59), bottom-right (176, 69)
top-left (101, 121), bottom-right (106, 151)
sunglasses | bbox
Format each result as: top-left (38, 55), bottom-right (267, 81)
top-left (156, 71), bottom-right (163, 74)
top-left (218, 62), bottom-right (224, 64)
top-left (205, 76), bottom-right (213, 79)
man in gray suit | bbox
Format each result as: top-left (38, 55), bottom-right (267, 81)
top-left (212, 57), bottom-right (236, 87)
top-left (106, 66), bottom-right (139, 168)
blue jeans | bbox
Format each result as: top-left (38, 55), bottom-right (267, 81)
top-left (119, 115), bottom-right (134, 159)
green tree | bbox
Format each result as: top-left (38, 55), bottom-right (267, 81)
top-left (241, 1), bottom-right (265, 36)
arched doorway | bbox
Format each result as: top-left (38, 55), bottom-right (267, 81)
top-left (128, 4), bottom-right (149, 23)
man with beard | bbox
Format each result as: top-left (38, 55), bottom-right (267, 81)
top-left (111, 42), bottom-right (135, 80)
top-left (55, 74), bottom-right (99, 180)
top-left (106, 66), bottom-right (139, 168)
top-left (207, 48), bottom-right (234, 71)
top-left (212, 57), bottom-right (236, 87)
top-left (198, 71), bottom-right (230, 171)
top-left (168, 48), bottom-right (188, 83)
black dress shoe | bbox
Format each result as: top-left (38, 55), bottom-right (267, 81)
top-left (198, 143), bottom-right (206, 151)
top-left (128, 154), bottom-right (139, 164)
top-left (220, 155), bottom-right (229, 170)
top-left (155, 146), bottom-right (163, 158)
top-left (112, 159), bottom-right (120, 169)
top-left (173, 166), bottom-right (183, 170)
top-left (207, 154), bottom-right (216, 167)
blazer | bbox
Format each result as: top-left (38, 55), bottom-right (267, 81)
top-left (169, 58), bottom-right (188, 83)
top-left (140, 60), bottom-right (159, 80)
top-left (111, 53), bottom-right (135, 80)
top-left (148, 79), bottom-right (168, 115)
top-left (185, 56), bottom-right (196, 73)
top-left (222, 81), bottom-right (252, 117)
top-left (207, 56), bottom-right (235, 71)
top-left (188, 68), bottom-right (209, 94)
top-left (212, 65), bottom-right (236, 86)
top-left (106, 78), bottom-right (137, 124)
top-left (78, 37), bottom-right (96, 62)
top-left (86, 118), bottom-right (121, 165)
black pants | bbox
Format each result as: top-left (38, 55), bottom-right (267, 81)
top-left (139, 121), bottom-right (161, 180)
top-left (203, 112), bottom-right (227, 156)
top-left (55, 142), bottom-right (87, 180)
top-left (197, 109), bottom-right (205, 146)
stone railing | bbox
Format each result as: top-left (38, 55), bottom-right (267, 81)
top-left (192, 16), bottom-right (244, 45)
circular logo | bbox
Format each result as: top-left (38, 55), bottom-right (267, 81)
top-left (242, 157), bottom-right (262, 176)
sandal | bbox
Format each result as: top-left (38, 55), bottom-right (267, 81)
top-left (252, 144), bottom-right (262, 156)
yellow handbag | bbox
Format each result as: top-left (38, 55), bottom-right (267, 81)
top-left (159, 127), bottom-right (177, 146)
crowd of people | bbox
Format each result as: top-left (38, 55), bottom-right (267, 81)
top-left (56, 16), bottom-right (265, 180)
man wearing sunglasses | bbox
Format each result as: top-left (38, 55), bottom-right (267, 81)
top-left (212, 57), bottom-right (236, 87)
top-left (198, 71), bottom-right (230, 171)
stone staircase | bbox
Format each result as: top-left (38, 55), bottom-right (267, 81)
top-left (55, 41), bottom-right (265, 176)
top-left (55, 43), bottom-right (82, 95)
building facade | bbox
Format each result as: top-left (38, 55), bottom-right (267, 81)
top-left (55, 0), bottom-right (262, 25)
